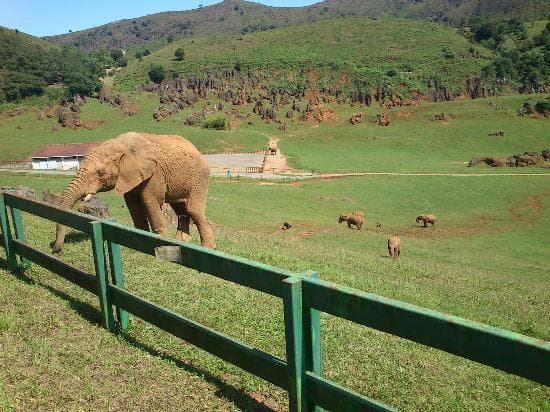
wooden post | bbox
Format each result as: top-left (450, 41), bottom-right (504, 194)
top-left (303, 271), bottom-right (322, 412)
top-left (283, 277), bottom-right (305, 412)
top-left (9, 206), bottom-right (30, 268)
top-left (91, 221), bottom-right (115, 331)
top-left (0, 193), bottom-right (17, 271)
top-left (106, 235), bottom-right (129, 330)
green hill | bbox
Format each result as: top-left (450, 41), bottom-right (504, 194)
top-left (115, 17), bottom-right (493, 97)
top-left (45, 0), bottom-right (550, 52)
top-left (0, 27), bottom-right (101, 103)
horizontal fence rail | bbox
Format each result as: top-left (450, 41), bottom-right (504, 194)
top-left (1, 191), bottom-right (548, 412)
top-left (13, 240), bottom-right (97, 293)
top-left (4, 193), bottom-right (97, 233)
top-left (302, 277), bottom-right (550, 387)
top-left (101, 220), bottom-right (303, 297)
top-left (109, 284), bottom-right (289, 389)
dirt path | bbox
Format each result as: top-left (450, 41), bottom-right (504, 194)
top-left (262, 137), bottom-right (289, 172)
top-left (318, 172), bottom-right (550, 178)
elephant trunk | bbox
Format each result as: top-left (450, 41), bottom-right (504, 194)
top-left (51, 173), bottom-right (89, 253)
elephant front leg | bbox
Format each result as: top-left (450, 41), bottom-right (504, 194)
top-left (143, 198), bottom-right (168, 236)
top-left (124, 193), bottom-right (150, 231)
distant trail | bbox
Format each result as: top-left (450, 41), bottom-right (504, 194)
top-left (317, 172), bottom-right (550, 178)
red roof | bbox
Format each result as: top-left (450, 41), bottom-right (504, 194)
top-left (31, 143), bottom-right (101, 158)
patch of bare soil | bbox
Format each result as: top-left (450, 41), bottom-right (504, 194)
top-left (248, 391), bottom-right (283, 411)
top-left (263, 137), bottom-right (289, 172)
top-left (271, 222), bottom-right (330, 240)
top-left (510, 194), bottom-right (544, 223)
top-left (382, 216), bottom-right (493, 239)
top-left (228, 118), bottom-right (241, 131)
top-left (81, 119), bottom-right (105, 130)
top-left (396, 111), bottom-right (412, 120)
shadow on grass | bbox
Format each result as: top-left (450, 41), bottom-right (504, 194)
top-left (0, 256), bottom-right (102, 325)
top-left (47, 231), bottom-right (89, 249)
top-left (0, 256), bottom-right (279, 412)
top-left (118, 332), bottom-right (279, 411)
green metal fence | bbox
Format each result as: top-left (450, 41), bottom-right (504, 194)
top-left (0, 191), bottom-right (548, 411)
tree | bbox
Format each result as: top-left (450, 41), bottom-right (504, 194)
top-left (148, 65), bottom-right (166, 83)
top-left (110, 48), bottom-right (123, 61)
top-left (174, 47), bottom-right (185, 61)
top-left (110, 48), bottom-right (126, 67)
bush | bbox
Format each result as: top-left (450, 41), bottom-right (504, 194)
top-left (148, 65), bottom-right (166, 84)
top-left (174, 48), bottom-right (185, 61)
top-left (535, 100), bottom-right (550, 115)
top-left (201, 116), bottom-right (227, 130)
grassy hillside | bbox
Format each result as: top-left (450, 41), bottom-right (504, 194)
top-left (115, 17), bottom-right (493, 94)
top-left (1, 92), bottom-right (548, 173)
top-left (45, 0), bottom-right (550, 51)
top-left (0, 27), bottom-right (102, 104)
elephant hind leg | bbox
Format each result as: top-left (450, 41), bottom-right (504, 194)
top-left (171, 202), bottom-right (190, 242)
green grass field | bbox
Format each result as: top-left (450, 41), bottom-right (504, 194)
top-left (0, 168), bottom-right (549, 410)
top-left (0, 82), bottom-right (549, 410)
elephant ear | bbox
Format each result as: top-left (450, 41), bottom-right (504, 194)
top-left (115, 137), bottom-right (158, 195)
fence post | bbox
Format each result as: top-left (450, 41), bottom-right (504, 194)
top-left (283, 277), bottom-right (306, 412)
top-left (105, 226), bottom-right (129, 330)
top-left (0, 193), bottom-right (17, 271)
top-left (303, 271), bottom-right (322, 412)
top-left (9, 206), bottom-right (30, 268)
top-left (91, 221), bottom-right (115, 332)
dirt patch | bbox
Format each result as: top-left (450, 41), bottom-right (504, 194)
top-left (291, 181), bottom-right (304, 187)
top-left (528, 195), bottom-right (541, 209)
top-left (396, 111), bottom-right (412, 120)
top-left (510, 194), bottom-right (544, 223)
top-left (81, 119), bottom-right (105, 130)
top-left (393, 223), bottom-right (489, 239)
top-left (248, 392), bottom-right (283, 411)
top-left (228, 118), bottom-right (241, 131)
top-left (271, 222), bottom-right (331, 240)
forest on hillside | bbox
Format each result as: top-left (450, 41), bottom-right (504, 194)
top-left (1, 13), bottom-right (549, 105)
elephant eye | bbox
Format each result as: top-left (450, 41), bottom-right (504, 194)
top-left (97, 169), bottom-right (106, 177)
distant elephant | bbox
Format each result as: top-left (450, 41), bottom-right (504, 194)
top-left (388, 235), bottom-right (401, 258)
top-left (416, 214), bottom-right (437, 227)
top-left (338, 211), bottom-right (364, 230)
top-left (52, 132), bottom-right (216, 253)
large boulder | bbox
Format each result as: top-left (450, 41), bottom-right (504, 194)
top-left (350, 113), bottom-right (363, 125)
top-left (78, 196), bottom-right (110, 218)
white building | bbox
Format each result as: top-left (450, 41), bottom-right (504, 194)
top-left (31, 143), bottom-right (100, 170)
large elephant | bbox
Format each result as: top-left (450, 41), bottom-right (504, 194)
top-left (52, 132), bottom-right (216, 252)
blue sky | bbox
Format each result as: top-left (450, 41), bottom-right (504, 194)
top-left (0, 0), bottom-right (320, 37)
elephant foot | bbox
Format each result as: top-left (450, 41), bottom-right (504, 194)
top-left (176, 231), bottom-right (190, 242)
top-left (201, 239), bottom-right (217, 249)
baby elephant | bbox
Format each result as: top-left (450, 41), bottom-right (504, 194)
top-left (338, 211), bottom-right (364, 230)
top-left (416, 214), bottom-right (437, 227)
top-left (387, 235), bottom-right (401, 258)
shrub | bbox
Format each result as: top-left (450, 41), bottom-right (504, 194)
top-left (535, 100), bottom-right (550, 115)
top-left (148, 65), bottom-right (166, 84)
top-left (201, 116), bottom-right (227, 130)
top-left (174, 47), bottom-right (185, 61)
